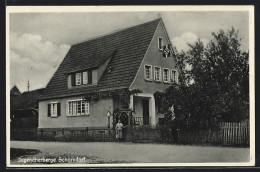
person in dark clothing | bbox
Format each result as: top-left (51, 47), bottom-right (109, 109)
top-left (170, 114), bottom-right (180, 144)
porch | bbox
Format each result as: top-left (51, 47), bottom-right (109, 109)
top-left (129, 93), bottom-right (157, 128)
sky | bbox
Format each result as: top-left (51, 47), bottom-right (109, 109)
top-left (8, 11), bottom-right (249, 93)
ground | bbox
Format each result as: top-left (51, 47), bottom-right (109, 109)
top-left (10, 141), bottom-right (250, 165)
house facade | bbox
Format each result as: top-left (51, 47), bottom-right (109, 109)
top-left (38, 18), bottom-right (179, 129)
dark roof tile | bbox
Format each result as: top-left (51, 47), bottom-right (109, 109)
top-left (40, 18), bottom-right (161, 100)
top-left (11, 88), bottom-right (45, 111)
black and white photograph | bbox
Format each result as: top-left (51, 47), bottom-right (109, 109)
top-left (6, 6), bottom-right (255, 167)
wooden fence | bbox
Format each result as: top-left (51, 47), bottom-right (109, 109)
top-left (10, 122), bottom-right (249, 146)
top-left (220, 122), bottom-right (249, 145)
top-left (178, 122), bottom-right (249, 145)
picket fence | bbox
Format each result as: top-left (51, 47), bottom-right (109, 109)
top-left (178, 122), bottom-right (249, 145)
top-left (220, 122), bottom-right (249, 145)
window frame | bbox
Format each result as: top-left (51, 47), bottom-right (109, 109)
top-left (144, 64), bottom-right (153, 81)
top-left (163, 68), bottom-right (170, 83)
top-left (171, 69), bottom-right (178, 83)
top-left (67, 99), bottom-right (90, 116)
top-left (75, 73), bottom-right (82, 86)
top-left (50, 102), bottom-right (58, 117)
top-left (158, 37), bottom-right (163, 50)
top-left (154, 66), bottom-right (162, 82)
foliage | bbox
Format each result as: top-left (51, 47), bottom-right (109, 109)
top-left (155, 27), bottom-right (249, 129)
top-left (83, 89), bottom-right (142, 109)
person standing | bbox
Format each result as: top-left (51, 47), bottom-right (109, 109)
top-left (170, 114), bottom-right (180, 144)
top-left (115, 120), bottom-right (123, 142)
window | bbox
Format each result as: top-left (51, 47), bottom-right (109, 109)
top-left (67, 100), bottom-right (90, 116)
top-left (75, 73), bottom-right (82, 85)
top-left (154, 66), bottom-right (161, 82)
top-left (72, 101), bottom-right (77, 115)
top-left (171, 69), bottom-right (178, 83)
top-left (48, 102), bottom-right (60, 117)
top-left (158, 37), bottom-right (163, 50)
top-left (144, 65), bottom-right (152, 81)
top-left (163, 68), bottom-right (170, 83)
top-left (82, 71), bottom-right (88, 84)
top-left (77, 101), bottom-right (81, 115)
top-left (51, 103), bottom-right (57, 117)
top-left (72, 70), bottom-right (92, 86)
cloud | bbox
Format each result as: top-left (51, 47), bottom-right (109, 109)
top-left (172, 32), bottom-right (209, 52)
top-left (9, 32), bottom-right (70, 92)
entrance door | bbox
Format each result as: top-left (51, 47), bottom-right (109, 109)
top-left (142, 99), bottom-right (149, 125)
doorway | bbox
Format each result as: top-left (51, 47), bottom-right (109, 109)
top-left (142, 99), bottom-right (149, 125)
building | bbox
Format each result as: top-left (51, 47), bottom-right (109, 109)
top-left (38, 18), bottom-right (179, 129)
top-left (10, 85), bottom-right (21, 96)
top-left (11, 88), bottom-right (45, 129)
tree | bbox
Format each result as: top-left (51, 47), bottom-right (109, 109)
top-left (155, 28), bottom-right (249, 129)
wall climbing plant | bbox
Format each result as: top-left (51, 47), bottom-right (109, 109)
top-left (83, 89), bottom-right (142, 109)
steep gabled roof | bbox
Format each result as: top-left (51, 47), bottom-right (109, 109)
top-left (10, 85), bottom-right (21, 96)
top-left (11, 88), bottom-right (45, 111)
top-left (68, 49), bottom-right (116, 73)
top-left (40, 18), bottom-right (161, 100)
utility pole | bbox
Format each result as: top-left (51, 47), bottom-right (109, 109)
top-left (27, 81), bottom-right (30, 92)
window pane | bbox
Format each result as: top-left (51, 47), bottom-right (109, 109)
top-left (73, 102), bottom-right (77, 115)
top-left (164, 69), bottom-right (169, 82)
top-left (76, 73), bottom-right (82, 85)
top-left (145, 65), bottom-right (151, 80)
top-left (172, 70), bottom-right (176, 83)
top-left (51, 103), bottom-right (57, 117)
top-left (155, 67), bottom-right (160, 81)
top-left (77, 101), bottom-right (81, 115)
top-left (82, 101), bottom-right (85, 114)
top-left (54, 104), bottom-right (57, 116)
top-left (159, 38), bottom-right (163, 49)
top-left (85, 102), bottom-right (89, 115)
top-left (68, 102), bottom-right (72, 115)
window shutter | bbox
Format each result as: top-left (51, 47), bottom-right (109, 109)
top-left (57, 103), bottom-right (61, 117)
top-left (71, 73), bottom-right (75, 86)
top-left (47, 104), bottom-right (51, 117)
top-left (82, 71), bottom-right (88, 84)
top-left (81, 72), bottom-right (83, 85)
top-left (88, 70), bottom-right (92, 84)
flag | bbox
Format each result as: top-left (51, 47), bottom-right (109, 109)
top-left (163, 44), bottom-right (171, 58)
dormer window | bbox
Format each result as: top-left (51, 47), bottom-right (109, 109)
top-left (158, 37), bottom-right (163, 50)
top-left (71, 70), bottom-right (92, 87)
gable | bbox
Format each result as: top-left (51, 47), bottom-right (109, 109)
top-left (10, 86), bottom-right (21, 96)
top-left (130, 20), bottom-right (179, 93)
top-left (40, 19), bottom-right (161, 100)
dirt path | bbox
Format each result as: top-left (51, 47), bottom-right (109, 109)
top-left (10, 141), bottom-right (250, 163)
